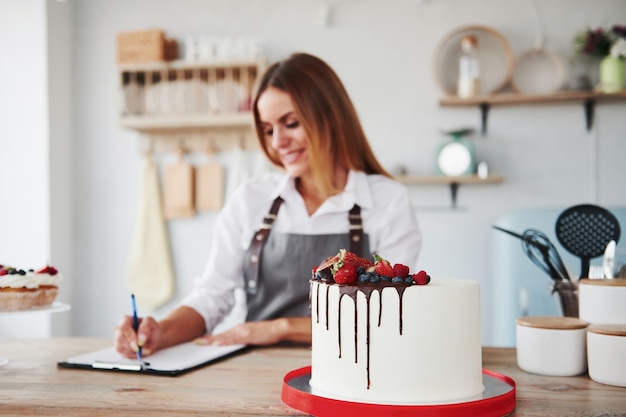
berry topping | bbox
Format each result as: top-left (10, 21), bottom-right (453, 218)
top-left (331, 249), bottom-right (374, 275)
top-left (36, 265), bottom-right (58, 275)
top-left (373, 254), bottom-right (394, 278)
top-left (334, 263), bottom-right (358, 285)
top-left (392, 263), bottom-right (410, 278)
top-left (312, 249), bottom-right (431, 287)
top-left (412, 270), bottom-right (431, 285)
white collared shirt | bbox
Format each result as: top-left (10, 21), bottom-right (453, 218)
top-left (181, 170), bottom-right (422, 332)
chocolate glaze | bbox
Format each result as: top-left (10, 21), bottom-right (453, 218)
top-left (312, 280), bottom-right (410, 389)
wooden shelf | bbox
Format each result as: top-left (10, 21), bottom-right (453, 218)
top-left (397, 174), bottom-right (504, 209)
top-left (439, 90), bottom-right (626, 106)
top-left (118, 59), bottom-right (265, 72)
top-left (119, 113), bottom-right (253, 132)
top-left (396, 174), bottom-right (504, 185)
top-left (118, 59), bottom-right (266, 147)
top-left (439, 90), bottom-right (626, 134)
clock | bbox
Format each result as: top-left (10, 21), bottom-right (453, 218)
top-left (436, 129), bottom-right (475, 177)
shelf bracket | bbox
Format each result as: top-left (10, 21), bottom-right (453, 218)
top-left (449, 182), bottom-right (460, 209)
top-left (583, 99), bottom-right (595, 132)
top-left (479, 103), bottom-right (490, 135)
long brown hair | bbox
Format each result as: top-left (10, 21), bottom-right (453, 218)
top-left (252, 52), bottom-right (390, 197)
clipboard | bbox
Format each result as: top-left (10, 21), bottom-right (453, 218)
top-left (58, 342), bottom-right (247, 377)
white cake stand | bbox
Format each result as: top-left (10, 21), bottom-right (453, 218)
top-left (0, 302), bottom-right (71, 367)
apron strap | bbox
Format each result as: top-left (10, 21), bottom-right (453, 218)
top-left (245, 196), bottom-right (364, 294)
top-left (348, 204), bottom-right (363, 256)
top-left (246, 196), bottom-right (283, 294)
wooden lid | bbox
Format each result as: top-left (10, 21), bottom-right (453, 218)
top-left (579, 278), bottom-right (626, 287)
top-left (588, 324), bottom-right (626, 337)
top-left (516, 316), bottom-right (589, 330)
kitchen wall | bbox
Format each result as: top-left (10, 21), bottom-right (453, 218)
top-left (2, 0), bottom-right (626, 345)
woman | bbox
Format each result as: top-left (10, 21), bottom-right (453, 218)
top-left (114, 52), bottom-right (421, 358)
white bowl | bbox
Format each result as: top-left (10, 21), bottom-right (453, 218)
top-left (587, 324), bottom-right (626, 387)
top-left (579, 278), bottom-right (626, 325)
top-left (516, 316), bottom-right (588, 376)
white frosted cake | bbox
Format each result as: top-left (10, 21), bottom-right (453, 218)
top-left (0, 264), bottom-right (61, 311)
top-left (309, 277), bottom-right (483, 404)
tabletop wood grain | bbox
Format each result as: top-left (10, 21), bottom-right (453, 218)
top-left (0, 338), bottom-right (625, 416)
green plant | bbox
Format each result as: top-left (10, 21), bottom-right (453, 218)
top-left (575, 25), bottom-right (626, 57)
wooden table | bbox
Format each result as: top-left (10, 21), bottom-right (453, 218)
top-left (0, 338), bottom-right (625, 416)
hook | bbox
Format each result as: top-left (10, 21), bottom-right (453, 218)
top-left (206, 136), bottom-right (218, 157)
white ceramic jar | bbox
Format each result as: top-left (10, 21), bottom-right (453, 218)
top-left (587, 324), bottom-right (626, 387)
top-left (579, 278), bottom-right (626, 325)
top-left (516, 316), bottom-right (589, 376)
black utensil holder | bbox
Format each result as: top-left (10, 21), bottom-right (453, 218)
top-left (552, 280), bottom-right (579, 318)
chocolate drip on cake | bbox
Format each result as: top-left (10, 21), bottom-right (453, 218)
top-left (319, 281), bottom-right (410, 389)
top-left (315, 283), bottom-right (320, 324)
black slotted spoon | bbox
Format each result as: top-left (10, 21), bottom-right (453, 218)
top-left (555, 204), bottom-right (621, 278)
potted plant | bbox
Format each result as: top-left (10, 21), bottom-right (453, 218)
top-left (574, 25), bottom-right (626, 93)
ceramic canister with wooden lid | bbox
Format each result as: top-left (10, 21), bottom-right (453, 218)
top-left (516, 316), bottom-right (589, 376)
top-left (587, 324), bottom-right (626, 387)
top-left (579, 278), bottom-right (626, 325)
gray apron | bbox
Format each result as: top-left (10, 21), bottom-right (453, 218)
top-left (243, 197), bottom-right (370, 322)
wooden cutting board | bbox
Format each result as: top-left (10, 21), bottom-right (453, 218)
top-left (195, 159), bottom-right (224, 211)
top-left (163, 152), bottom-right (195, 219)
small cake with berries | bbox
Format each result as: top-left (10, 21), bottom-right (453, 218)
top-left (309, 250), bottom-right (483, 404)
top-left (0, 264), bottom-right (61, 311)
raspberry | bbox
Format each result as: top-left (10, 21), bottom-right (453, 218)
top-left (392, 263), bottom-right (410, 278)
top-left (412, 270), bottom-right (431, 285)
top-left (334, 263), bottom-right (358, 285)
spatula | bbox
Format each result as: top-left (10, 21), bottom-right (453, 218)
top-left (555, 204), bottom-right (621, 278)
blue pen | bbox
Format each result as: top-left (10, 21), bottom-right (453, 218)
top-left (131, 294), bottom-right (143, 364)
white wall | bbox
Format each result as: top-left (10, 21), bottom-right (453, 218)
top-left (2, 0), bottom-right (626, 345)
top-left (0, 0), bottom-right (73, 338)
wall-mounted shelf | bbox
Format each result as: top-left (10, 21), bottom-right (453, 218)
top-left (397, 174), bottom-right (504, 209)
top-left (439, 90), bottom-right (626, 134)
top-left (120, 113), bottom-right (253, 131)
top-left (118, 59), bottom-right (265, 149)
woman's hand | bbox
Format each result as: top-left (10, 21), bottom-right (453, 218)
top-left (114, 315), bottom-right (162, 359)
top-left (113, 306), bottom-right (207, 358)
top-left (194, 317), bottom-right (312, 346)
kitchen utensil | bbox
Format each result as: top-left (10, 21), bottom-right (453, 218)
top-left (603, 240), bottom-right (616, 278)
top-left (434, 25), bottom-right (514, 96)
top-left (493, 226), bottom-right (570, 281)
top-left (195, 145), bottom-right (224, 211)
top-left (163, 146), bottom-right (195, 219)
top-left (555, 204), bottom-right (621, 278)
top-left (552, 279), bottom-right (579, 317)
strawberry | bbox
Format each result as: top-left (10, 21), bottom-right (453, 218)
top-left (331, 249), bottom-right (373, 274)
top-left (36, 265), bottom-right (58, 275)
top-left (334, 263), bottom-right (358, 285)
top-left (412, 270), bottom-right (431, 285)
top-left (0, 268), bottom-right (7, 276)
top-left (392, 263), bottom-right (410, 278)
top-left (373, 254), bottom-right (394, 278)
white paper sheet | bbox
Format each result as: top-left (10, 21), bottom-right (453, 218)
top-left (64, 342), bottom-right (246, 373)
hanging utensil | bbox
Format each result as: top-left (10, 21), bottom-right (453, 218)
top-left (555, 204), bottom-right (621, 279)
top-left (603, 240), bottom-right (616, 279)
top-left (493, 225), bottom-right (570, 282)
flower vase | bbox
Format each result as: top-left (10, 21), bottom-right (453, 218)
top-left (599, 55), bottom-right (624, 93)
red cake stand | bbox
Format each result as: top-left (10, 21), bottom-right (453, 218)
top-left (282, 366), bottom-right (516, 417)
